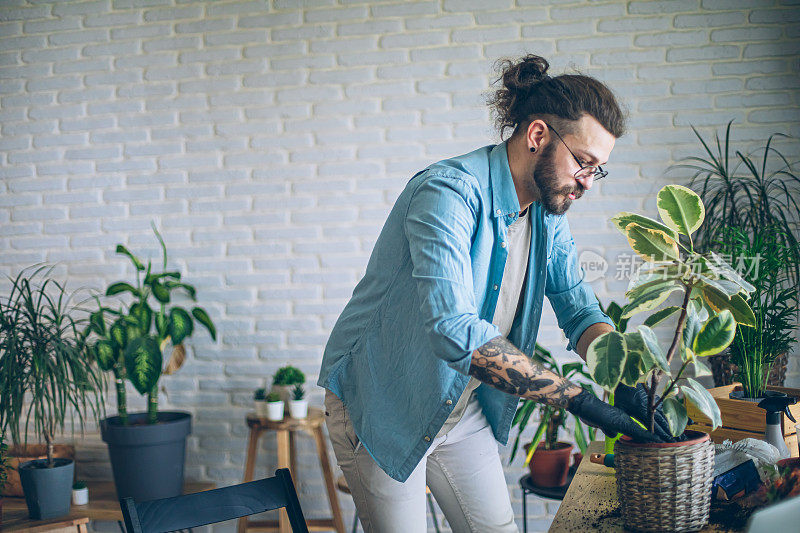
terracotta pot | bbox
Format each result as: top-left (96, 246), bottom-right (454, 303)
top-left (2, 444), bottom-right (75, 497)
top-left (615, 430), bottom-right (714, 532)
top-left (525, 441), bottom-right (573, 488)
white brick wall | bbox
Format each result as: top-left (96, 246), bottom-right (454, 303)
top-left (1, 1), bottom-right (799, 531)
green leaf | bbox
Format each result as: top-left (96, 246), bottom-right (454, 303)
top-left (656, 184), bottom-right (705, 236)
top-left (622, 222), bottom-right (681, 263)
top-left (708, 251), bottom-right (756, 294)
top-left (106, 282), bottom-right (140, 298)
top-left (144, 271), bottom-right (181, 285)
top-left (620, 347), bottom-right (643, 386)
top-left (587, 331), bottom-right (626, 391)
top-left (110, 318), bottom-right (128, 349)
top-left (155, 312), bottom-right (169, 337)
top-left (622, 281), bottom-right (683, 319)
top-left (165, 281), bottom-right (197, 301)
top-left (637, 325), bottom-right (670, 373)
top-left (116, 244), bottom-right (145, 271)
top-left (191, 307), bottom-right (216, 341)
top-left (130, 302), bottom-right (153, 334)
top-left (693, 309), bottom-right (736, 357)
top-left (89, 310), bottom-right (106, 336)
top-left (574, 418), bottom-right (589, 455)
top-left (561, 362), bottom-right (585, 379)
top-left (626, 277), bottom-right (681, 302)
top-left (124, 337), bottom-right (163, 395)
top-left (682, 306), bottom-right (702, 349)
top-left (643, 306), bottom-right (681, 327)
top-left (692, 357), bottom-right (713, 378)
top-left (682, 378), bottom-right (722, 430)
top-left (151, 280), bottom-right (170, 303)
top-left (168, 308), bottom-right (194, 345)
top-left (605, 301), bottom-right (623, 326)
top-left (662, 397), bottom-right (689, 437)
top-left (610, 212), bottom-right (679, 241)
top-left (95, 340), bottom-right (118, 372)
top-left (701, 285), bottom-right (756, 327)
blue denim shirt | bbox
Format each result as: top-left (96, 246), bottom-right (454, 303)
top-left (318, 141), bottom-right (613, 482)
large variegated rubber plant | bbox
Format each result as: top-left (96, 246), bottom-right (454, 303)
top-left (84, 224), bottom-right (216, 425)
top-left (587, 185), bottom-right (756, 437)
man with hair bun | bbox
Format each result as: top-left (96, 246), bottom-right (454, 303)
top-left (318, 54), bottom-right (666, 532)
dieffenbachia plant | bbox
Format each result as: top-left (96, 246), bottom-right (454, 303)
top-left (84, 225), bottom-right (216, 425)
top-left (587, 185), bottom-right (756, 437)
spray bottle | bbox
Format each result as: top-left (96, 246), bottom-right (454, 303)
top-left (756, 395), bottom-right (797, 459)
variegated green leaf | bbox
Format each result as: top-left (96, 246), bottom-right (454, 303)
top-left (701, 285), bottom-right (756, 327)
top-left (610, 212), bottom-right (679, 241)
top-left (168, 307), bottom-right (194, 345)
top-left (662, 396), bottom-right (688, 437)
top-left (637, 325), bottom-right (670, 373)
top-left (643, 306), bottom-right (681, 327)
top-left (623, 223), bottom-right (681, 263)
top-left (95, 340), bottom-right (118, 372)
top-left (682, 378), bottom-right (722, 430)
top-left (692, 357), bottom-right (713, 378)
top-left (682, 306), bottom-right (702, 350)
top-left (587, 331), bottom-right (626, 391)
top-left (693, 309), bottom-right (736, 357)
top-left (621, 281), bottom-right (683, 319)
top-left (124, 336), bottom-right (163, 395)
top-left (656, 184), bottom-right (705, 236)
top-left (116, 244), bottom-right (145, 271)
top-left (130, 302), bottom-right (153, 334)
top-left (708, 251), bottom-right (756, 294)
top-left (110, 318), bottom-right (128, 349)
top-left (191, 307), bottom-right (216, 341)
top-left (151, 280), bottom-right (170, 303)
top-left (106, 282), bottom-right (140, 298)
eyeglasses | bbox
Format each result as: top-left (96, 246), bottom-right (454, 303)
top-left (543, 122), bottom-right (608, 181)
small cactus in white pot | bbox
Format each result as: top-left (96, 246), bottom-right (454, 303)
top-left (289, 384), bottom-right (308, 419)
top-left (265, 391), bottom-right (284, 422)
top-left (253, 388), bottom-right (269, 418)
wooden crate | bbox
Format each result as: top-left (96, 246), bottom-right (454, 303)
top-left (685, 383), bottom-right (800, 457)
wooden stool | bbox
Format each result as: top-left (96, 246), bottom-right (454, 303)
top-left (238, 407), bottom-right (345, 533)
top-left (335, 475), bottom-right (441, 533)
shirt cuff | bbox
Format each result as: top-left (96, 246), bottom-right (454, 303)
top-left (565, 313), bottom-right (615, 353)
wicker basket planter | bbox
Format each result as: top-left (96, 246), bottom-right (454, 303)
top-left (615, 430), bottom-right (714, 532)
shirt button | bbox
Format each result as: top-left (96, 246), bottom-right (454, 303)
top-left (496, 209), bottom-right (502, 215)
top-left (424, 436), bottom-right (431, 442)
top-left (493, 284), bottom-right (499, 291)
top-left (445, 399), bottom-right (453, 405)
top-left (500, 241), bottom-right (506, 248)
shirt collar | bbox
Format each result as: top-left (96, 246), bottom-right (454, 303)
top-left (489, 141), bottom-right (521, 219)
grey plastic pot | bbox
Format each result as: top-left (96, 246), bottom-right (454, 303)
top-left (101, 411), bottom-right (191, 501)
top-left (18, 457), bottom-right (74, 520)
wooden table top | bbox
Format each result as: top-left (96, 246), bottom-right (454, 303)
top-left (246, 407), bottom-right (324, 430)
top-left (1, 480), bottom-right (215, 529)
top-left (550, 441), bottom-right (748, 532)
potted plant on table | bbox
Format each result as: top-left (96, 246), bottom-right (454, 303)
top-left (265, 391), bottom-right (284, 422)
top-left (586, 185), bottom-right (757, 532)
top-left (254, 387), bottom-right (269, 418)
top-left (289, 384), bottom-right (308, 420)
top-left (272, 365), bottom-right (305, 404)
top-left (85, 226), bottom-right (216, 501)
top-left (0, 266), bottom-right (105, 519)
top-left (677, 121), bottom-right (800, 386)
top-left (509, 343), bottom-right (597, 488)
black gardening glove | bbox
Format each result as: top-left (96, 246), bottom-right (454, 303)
top-left (614, 383), bottom-right (684, 443)
top-left (567, 389), bottom-right (664, 444)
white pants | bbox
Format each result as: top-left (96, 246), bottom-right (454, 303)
top-left (324, 390), bottom-right (518, 533)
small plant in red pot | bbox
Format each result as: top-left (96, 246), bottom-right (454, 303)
top-left (587, 185), bottom-right (756, 532)
top-left (509, 344), bottom-right (597, 488)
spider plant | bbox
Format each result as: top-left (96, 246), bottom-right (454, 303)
top-left (509, 343), bottom-right (597, 466)
top-left (674, 120), bottom-right (800, 285)
top-left (713, 224), bottom-right (799, 398)
top-left (0, 265), bottom-right (104, 468)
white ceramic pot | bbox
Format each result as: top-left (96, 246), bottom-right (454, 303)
top-left (72, 486), bottom-right (89, 505)
top-left (289, 400), bottom-right (308, 419)
top-left (266, 401), bottom-right (285, 421)
top-left (254, 400), bottom-right (269, 418)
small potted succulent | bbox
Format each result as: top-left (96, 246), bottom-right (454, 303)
top-left (71, 480), bottom-right (88, 506)
top-left (272, 365), bottom-right (305, 403)
top-left (253, 388), bottom-right (269, 418)
top-left (289, 384), bottom-right (308, 419)
top-left (265, 392), bottom-right (284, 422)
top-left (586, 185), bottom-right (756, 532)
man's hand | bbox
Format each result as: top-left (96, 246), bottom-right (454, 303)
top-left (566, 389), bottom-right (663, 443)
top-left (614, 383), bottom-right (678, 442)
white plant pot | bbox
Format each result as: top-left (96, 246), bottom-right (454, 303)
top-left (289, 400), bottom-right (308, 419)
top-left (72, 487), bottom-right (89, 505)
top-left (266, 401), bottom-right (285, 421)
top-left (254, 400), bottom-right (269, 418)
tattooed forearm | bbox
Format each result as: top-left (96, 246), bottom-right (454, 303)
top-left (468, 336), bottom-right (582, 408)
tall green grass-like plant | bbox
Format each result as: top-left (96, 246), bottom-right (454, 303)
top-left (713, 224), bottom-right (799, 398)
top-left (509, 343), bottom-right (597, 466)
top-left (675, 121), bottom-right (800, 285)
top-left (587, 185), bottom-right (757, 437)
top-left (84, 225), bottom-right (216, 425)
top-left (0, 266), bottom-right (104, 467)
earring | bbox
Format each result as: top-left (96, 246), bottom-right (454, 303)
top-left (530, 147), bottom-right (536, 153)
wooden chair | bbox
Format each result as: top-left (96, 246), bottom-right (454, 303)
top-left (120, 468), bottom-right (309, 533)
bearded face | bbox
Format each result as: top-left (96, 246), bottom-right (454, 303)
top-left (529, 140), bottom-right (583, 216)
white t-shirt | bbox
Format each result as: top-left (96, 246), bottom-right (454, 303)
top-left (436, 207), bottom-right (532, 437)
